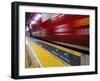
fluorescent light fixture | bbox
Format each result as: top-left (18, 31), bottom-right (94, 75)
top-left (34, 14), bottom-right (42, 21)
top-left (51, 14), bottom-right (64, 21)
top-left (58, 14), bottom-right (64, 17)
top-left (30, 21), bottom-right (37, 24)
top-left (55, 33), bottom-right (72, 35)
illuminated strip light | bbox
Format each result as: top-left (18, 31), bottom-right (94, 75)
top-left (34, 14), bottom-right (42, 21)
top-left (55, 33), bottom-right (72, 35)
top-left (41, 14), bottom-right (52, 22)
top-left (51, 14), bottom-right (64, 21)
top-left (29, 21), bottom-right (37, 29)
top-left (30, 14), bottom-right (42, 25)
top-left (30, 21), bottom-right (37, 24)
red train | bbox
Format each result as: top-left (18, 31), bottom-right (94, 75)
top-left (26, 13), bottom-right (89, 48)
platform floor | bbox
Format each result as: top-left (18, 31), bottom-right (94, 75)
top-left (25, 36), bottom-right (89, 68)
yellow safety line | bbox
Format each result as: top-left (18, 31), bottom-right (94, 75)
top-left (39, 40), bottom-right (81, 57)
top-left (25, 45), bottom-right (41, 68)
top-left (27, 37), bottom-right (67, 67)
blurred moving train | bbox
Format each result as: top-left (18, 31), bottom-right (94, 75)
top-left (26, 13), bottom-right (89, 51)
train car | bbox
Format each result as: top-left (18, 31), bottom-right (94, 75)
top-left (26, 13), bottom-right (89, 48)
